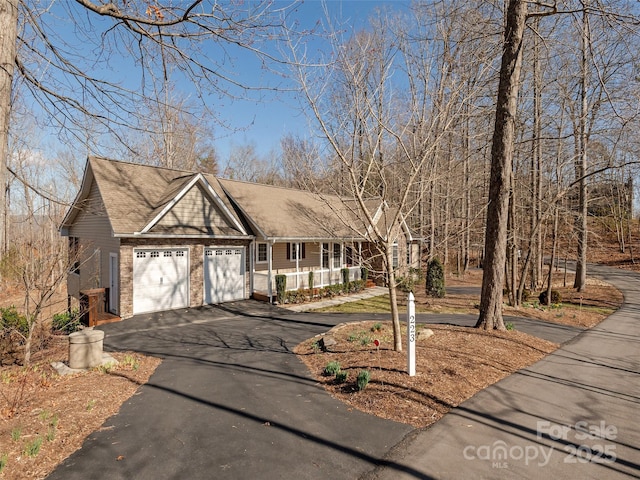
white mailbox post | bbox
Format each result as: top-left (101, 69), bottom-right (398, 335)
top-left (407, 292), bottom-right (416, 376)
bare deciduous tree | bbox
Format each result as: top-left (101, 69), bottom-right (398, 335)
top-left (1, 0), bottom-right (297, 255)
top-left (290, 9), bottom-right (472, 350)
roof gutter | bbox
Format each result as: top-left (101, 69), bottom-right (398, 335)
top-left (117, 233), bottom-right (255, 240)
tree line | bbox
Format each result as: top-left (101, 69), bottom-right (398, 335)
top-left (2, 1), bottom-right (640, 360)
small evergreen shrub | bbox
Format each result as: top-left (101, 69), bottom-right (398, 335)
top-left (0, 307), bottom-right (29, 336)
top-left (275, 274), bottom-right (287, 304)
top-left (51, 309), bottom-right (82, 334)
top-left (352, 279), bottom-right (366, 292)
top-left (360, 267), bottom-right (369, 283)
top-left (396, 275), bottom-right (415, 293)
top-left (335, 371), bottom-right (348, 383)
top-left (539, 290), bottom-right (562, 305)
top-left (341, 268), bottom-right (350, 293)
top-left (323, 361), bottom-right (341, 376)
top-left (308, 271), bottom-right (314, 293)
top-left (357, 370), bottom-right (371, 391)
top-left (426, 258), bottom-right (446, 298)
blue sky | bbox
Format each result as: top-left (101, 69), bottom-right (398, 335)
top-left (197, 0), bottom-right (412, 162)
top-left (20, 1), bottom-right (412, 169)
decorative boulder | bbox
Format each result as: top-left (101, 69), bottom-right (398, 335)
top-left (417, 329), bottom-right (434, 341)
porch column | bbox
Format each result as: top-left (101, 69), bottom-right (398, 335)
top-left (319, 243), bottom-right (323, 287)
top-left (267, 241), bottom-right (274, 302)
top-left (295, 242), bottom-right (300, 289)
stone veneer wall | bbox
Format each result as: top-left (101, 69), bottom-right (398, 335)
top-left (119, 238), bottom-right (251, 319)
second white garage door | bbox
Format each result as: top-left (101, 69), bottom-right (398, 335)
top-left (133, 249), bottom-right (189, 315)
top-left (204, 247), bottom-right (245, 304)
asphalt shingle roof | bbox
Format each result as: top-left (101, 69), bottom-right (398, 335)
top-left (64, 157), bottom-right (382, 241)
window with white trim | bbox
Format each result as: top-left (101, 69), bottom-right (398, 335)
top-left (392, 243), bottom-right (399, 268)
top-left (287, 242), bottom-right (306, 261)
top-left (322, 243), bottom-right (329, 269)
top-left (257, 243), bottom-right (267, 263)
top-left (333, 243), bottom-right (341, 268)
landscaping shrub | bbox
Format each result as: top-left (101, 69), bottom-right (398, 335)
top-left (285, 290), bottom-right (306, 304)
top-left (396, 275), bottom-right (415, 293)
top-left (357, 370), bottom-right (371, 391)
top-left (426, 258), bottom-right (446, 298)
top-left (341, 268), bottom-right (350, 293)
top-left (308, 271), bottom-right (314, 293)
top-left (539, 289), bottom-right (562, 305)
top-left (51, 310), bottom-right (82, 335)
top-left (335, 371), bottom-right (348, 383)
top-left (275, 274), bottom-right (287, 304)
top-left (323, 361), bottom-right (341, 376)
top-left (0, 307), bottom-right (29, 336)
top-left (360, 267), bottom-right (369, 283)
top-left (351, 279), bottom-right (365, 293)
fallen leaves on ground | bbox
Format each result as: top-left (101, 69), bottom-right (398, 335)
top-left (0, 337), bottom-right (160, 479)
top-left (295, 322), bottom-right (558, 428)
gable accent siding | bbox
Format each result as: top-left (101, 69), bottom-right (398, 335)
top-left (152, 184), bottom-right (242, 236)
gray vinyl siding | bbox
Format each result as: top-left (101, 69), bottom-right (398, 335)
top-left (155, 184), bottom-right (231, 232)
top-left (271, 242), bottom-right (320, 271)
top-left (67, 181), bottom-right (120, 297)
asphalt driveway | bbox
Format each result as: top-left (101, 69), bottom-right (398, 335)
top-left (47, 272), bottom-right (634, 480)
top-left (47, 301), bottom-right (415, 480)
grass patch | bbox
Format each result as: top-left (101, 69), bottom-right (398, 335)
top-left (313, 294), bottom-right (475, 315)
top-left (315, 295), bottom-right (392, 313)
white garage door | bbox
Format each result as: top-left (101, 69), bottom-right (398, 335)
top-left (133, 249), bottom-right (189, 314)
top-left (204, 248), bottom-right (245, 304)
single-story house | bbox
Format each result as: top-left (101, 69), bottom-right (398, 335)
top-left (60, 157), bottom-right (420, 320)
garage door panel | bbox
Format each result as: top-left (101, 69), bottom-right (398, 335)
top-left (204, 248), bottom-right (244, 304)
top-left (133, 249), bottom-right (189, 315)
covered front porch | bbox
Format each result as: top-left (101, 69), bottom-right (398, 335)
top-left (251, 240), bottom-right (367, 302)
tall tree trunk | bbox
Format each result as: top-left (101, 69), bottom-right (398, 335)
top-left (463, 109), bottom-right (471, 272)
top-left (0, 0), bottom-right (18, 258)
top-left (574, 3), bottom-right (589, 292)
top-left (545, 206), bottom-right (559, 306)
top-left (531, 16), bottom-right (543, 289)
top-left (384, 246), bottom-right (402, 352)
top-left (476, 0), bottom-right (527, 330)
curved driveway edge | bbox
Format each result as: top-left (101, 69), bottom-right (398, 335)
top-left (47, 302), bottom-right (415, 480)
top-left (369, 264), bottom-right (640, 479)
